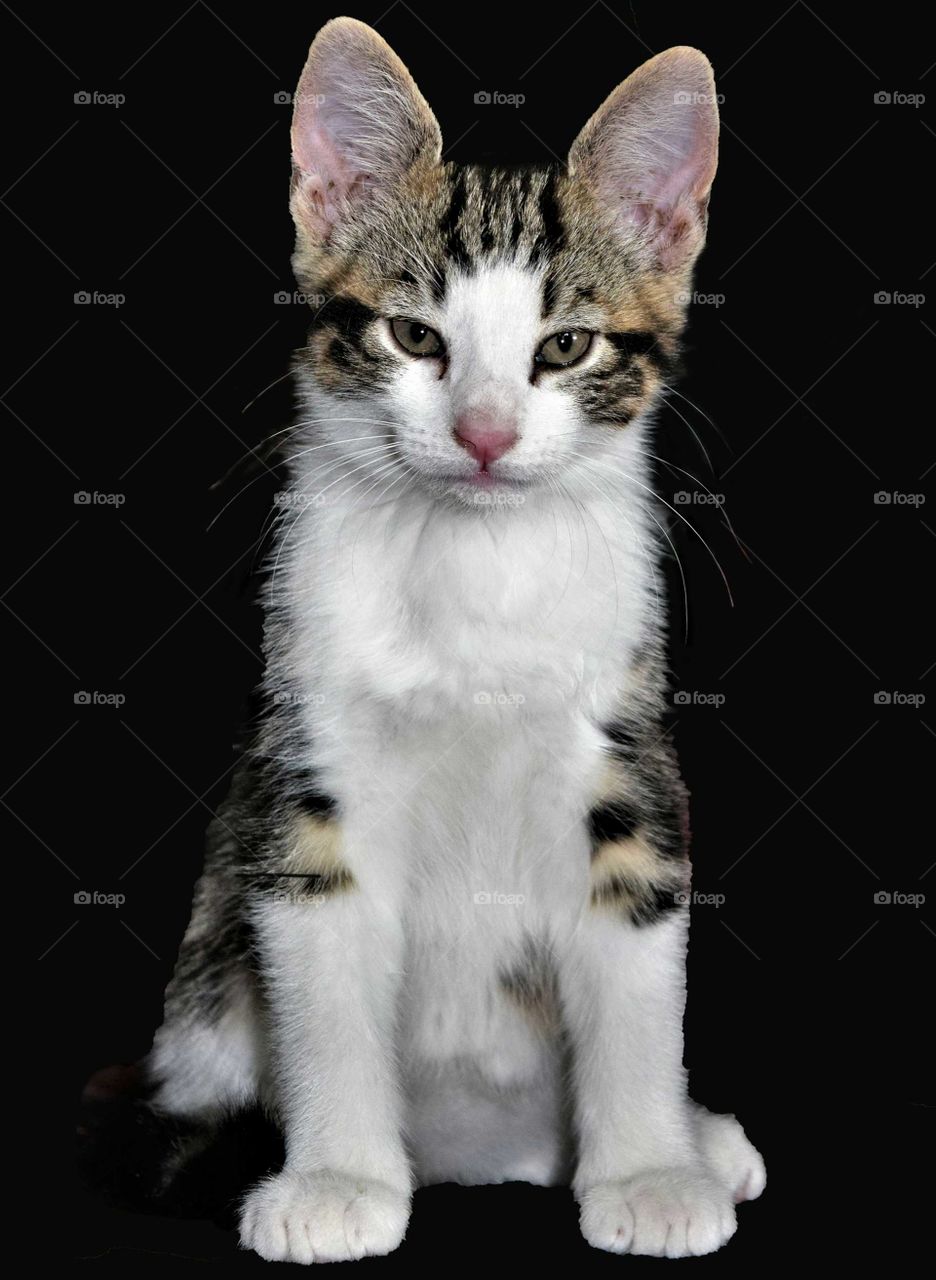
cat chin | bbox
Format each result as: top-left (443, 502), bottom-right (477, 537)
top-left (434, 474), bottom-right (535, 510)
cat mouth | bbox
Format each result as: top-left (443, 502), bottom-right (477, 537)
top-left (450, 465), bottom-right (526, 489)
top-left (403, 453), bottom-right (534, 501)
top-left (440, 468), bottom-right (533, 506)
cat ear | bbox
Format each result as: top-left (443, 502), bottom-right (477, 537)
top-left (290, 17), bottom-right (442, 243)
top-left (568, 47), bottom-right (719, 273)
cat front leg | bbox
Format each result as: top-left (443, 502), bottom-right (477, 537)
top-left (561, 844), bottom-right (737, 1257)
top-left (239, 811), bottom-right (411, 1263)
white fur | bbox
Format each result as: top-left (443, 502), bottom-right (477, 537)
top-left (150, 971), bottom-right (263, 1119)
top-left (225, 259), bottom-right (765, 1260)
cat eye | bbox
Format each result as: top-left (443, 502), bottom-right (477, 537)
top-left (390, 318), bottom-right (444, 357)
top-left (536, 330), bottom-right (593, 368)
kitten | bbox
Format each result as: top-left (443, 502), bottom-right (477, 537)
top-left (145, 17), bottom-right (765, 1260)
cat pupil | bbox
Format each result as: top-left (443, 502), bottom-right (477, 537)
top-left (410, 323), bottom-right (427, 345)
top-left (557, 332), bottom-right (574, 352)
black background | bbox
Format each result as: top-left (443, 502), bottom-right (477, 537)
top-left (6, 0), bottom-right (932, 1268)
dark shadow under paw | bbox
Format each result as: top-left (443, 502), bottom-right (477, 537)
top-left (77, 1064), bottom-right (284, 1226)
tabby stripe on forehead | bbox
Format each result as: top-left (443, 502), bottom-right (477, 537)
top-left (480, 186), bottom-right (495, 255)
top-left (441, 168), bottom-right (470, 274)
top-left (542, 272), bottom-right (560, 318)
top-left (530, 169), bottom-right (565, 265)
top-left (509, 169), bottom-right (530, 252)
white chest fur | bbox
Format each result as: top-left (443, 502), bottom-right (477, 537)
top-left (289, 485), bottom-right (653, 724)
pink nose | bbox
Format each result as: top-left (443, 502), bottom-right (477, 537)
top-left (453, 412), bottom-right (518, 468)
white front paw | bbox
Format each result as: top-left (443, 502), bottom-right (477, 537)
top-left (579, 1167), bottom-right (737, 1257)
top-left (240, 1169), bottom-right (410, 1263)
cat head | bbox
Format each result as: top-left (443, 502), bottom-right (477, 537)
top-left (288, 17), bottom-right (718, 508)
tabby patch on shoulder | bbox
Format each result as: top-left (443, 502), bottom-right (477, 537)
top-left (130, 16), bottom-right (765, 1262)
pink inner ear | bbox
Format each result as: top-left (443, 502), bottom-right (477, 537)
top-left (647, 147), bottom-right (713, 213)
top-left (293, 113), bottom-right (362, 192)
top-left (572, 50), bottom-right (719, 271)
top-left (618, 144), bottom-right (714, 269)
top-left (286, 20), bottom-right (442, 243)
top-left (616, 104), bottom-right (716, 214)
top-left (292, 120), bottom-right (363, 236)
top-left (587, 108), bottom-right (716, 261)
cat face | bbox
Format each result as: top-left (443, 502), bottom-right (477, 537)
top-left (287, 19), bottom-right (719, 507)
